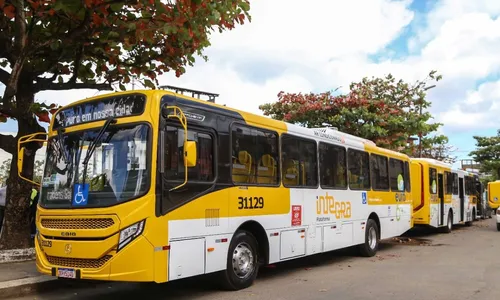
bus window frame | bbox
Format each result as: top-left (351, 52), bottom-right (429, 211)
top-left (162, 123), bottom-right (219, 185)
top-left (280, 133), bottom-right (319, 189)
top-left (229, 122), bottom-right (281, 188)
top-left (429, 167), bottom-right (437, 195)
top-left (158, 122), bottom-right (219, 215)
top-left (388, 157), bottom-right (405, 192)
top-left (346, 148), bottom-right (371, 191)
top-left (318, 141), bottom-right (348, 191)
top-left (370, 153), bottom-right (390, 192)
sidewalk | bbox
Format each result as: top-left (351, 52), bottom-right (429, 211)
top-left (0, 259), bottom-right (107, 299)
top-left (0, 260), bottom-right (57, 299)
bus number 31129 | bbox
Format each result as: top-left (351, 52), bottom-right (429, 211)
top-left (238, 196), bottom-right (264, 209)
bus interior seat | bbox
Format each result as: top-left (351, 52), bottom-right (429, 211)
top-left (232, 151), bottom-right (253, 183)
top-left (257, 154), bottom-right (277, 184)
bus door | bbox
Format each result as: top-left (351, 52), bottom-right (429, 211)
top-left (438, 173), bottom-right (445, 226)
top-left (459, 178), bottom-right (465, 222)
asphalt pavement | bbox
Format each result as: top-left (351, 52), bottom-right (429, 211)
top-left (8, 218), bottom-right (500, 300)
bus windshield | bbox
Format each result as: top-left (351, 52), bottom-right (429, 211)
top-left (40, 123), bottom-right (150, 208)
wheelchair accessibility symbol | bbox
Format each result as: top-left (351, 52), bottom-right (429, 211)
top-left (72, 184), bottom-right (89, 206)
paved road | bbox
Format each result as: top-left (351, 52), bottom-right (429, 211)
top-left (12, 218), bottom-right (500, 300)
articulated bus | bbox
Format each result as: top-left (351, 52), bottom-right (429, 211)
top-left (18, 88), bottom-right (413, 290)
top-left (411, 158), bottom-right (476, 232)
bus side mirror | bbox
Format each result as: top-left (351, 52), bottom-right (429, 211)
top-left (184, 141), bottom-right (197, 167)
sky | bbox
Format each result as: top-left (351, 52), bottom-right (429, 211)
top-left (2, 0), bottom-right (500, 168)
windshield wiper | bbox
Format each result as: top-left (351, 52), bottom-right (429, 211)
top-left (81, 118), bottom-right (117, 185)
top-left (57, 128), bottom-right (69, 164)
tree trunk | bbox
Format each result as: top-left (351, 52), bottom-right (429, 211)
top-left (0, 90), bottom-right (45, 250)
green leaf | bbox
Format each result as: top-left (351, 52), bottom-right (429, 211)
top-left (143, 79), bottom-right (155, 89)
top-left (108, 31), bottom-right (120, 39)
top-left (110, 3), bottom-right (123, 12)
top-left (119, 83), bottom-right (126, 91)
top-left (128, 23), bottom-right (137, 31)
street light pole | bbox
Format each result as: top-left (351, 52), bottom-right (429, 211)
top-left (418, 85), bottom-right (436, 158)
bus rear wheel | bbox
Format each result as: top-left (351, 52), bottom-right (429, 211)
top-left (442, 212), bottom-right (452, 233)
top-left (219, 230), bottom-right (259, 291)
top-left (358, 219), bottom-right (379, 257)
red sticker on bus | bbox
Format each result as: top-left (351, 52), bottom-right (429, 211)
top-left (291, 205), bottom-right (302, 226)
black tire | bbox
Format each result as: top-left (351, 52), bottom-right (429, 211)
top-left (497, 223), bottom-right (500, 232)
top-left (441, 211), bottom-right (452, 233)
top-left (358, 219), bottom-right (379, 257)
top-left (472, 208), bottom-right (477, 222)
top-left (219, 230), bottom-right (259, 291)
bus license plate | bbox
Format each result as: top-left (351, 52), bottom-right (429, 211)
top-left (57, 268), bottom-right (76, 279)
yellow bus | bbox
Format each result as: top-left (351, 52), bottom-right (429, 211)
top-left (488, 180), bottom-right (500, 212)
top-left (410, 158), bottom-right (476, 232)
top-left (19, 87), bottom-right (413, 290)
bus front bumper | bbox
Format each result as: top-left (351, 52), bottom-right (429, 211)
top-left (35, 235), bottom-right (155, 282)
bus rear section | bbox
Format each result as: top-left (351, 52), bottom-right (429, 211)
top-left (410, 159), bottom-right (453, 232)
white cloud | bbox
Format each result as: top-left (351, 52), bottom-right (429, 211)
top-left (409, 0), bottom-right (500, 51)
top-left (207, 0), bottom-right (414, 60)
top-left (438, 79), bottom-right (500, 130)
top-left (160, 0), bottom-right (416, 111)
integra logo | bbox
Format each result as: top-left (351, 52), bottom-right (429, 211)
top-left (316, 192), bottom-right (352, 222)
top-left (61, 232), bottom-right (76, 237)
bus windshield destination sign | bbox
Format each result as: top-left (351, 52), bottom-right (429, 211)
top-left (53, 94), bottom-right (146, 129)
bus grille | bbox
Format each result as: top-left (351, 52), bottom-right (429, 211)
top-left (41, 218), bottom-right (115, 230)
top-left (46, 255), bottom-right (112, 269)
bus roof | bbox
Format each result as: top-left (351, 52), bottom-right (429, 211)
top-left (56, 89), bottom-right (410, 159)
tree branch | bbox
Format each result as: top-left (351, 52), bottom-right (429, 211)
top-left (3, 0), bottom-right (28, 103)
top-left (0, 106), bottom-right (17, 118)
top-left (34, 81), bottom-right (113, 92)
top-left (0, 68), bottom-right (9, 85)
top-left (0, 134), bottom-right (15, 155)
top-left (69, 46), bottom-right (83, 84)
top-left (13, 0), bottom-right (27, 58)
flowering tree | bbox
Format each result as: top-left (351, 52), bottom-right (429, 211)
top-left (260, 71), bottom-right (454, 160)
top-left (0, 0), bottom-right (251, 249)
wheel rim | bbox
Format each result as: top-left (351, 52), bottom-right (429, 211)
top-left (368, 227), bottom-right (377, 249)
top-left (448, 216), bottom-right (452, 229)
top-left (232, 242), bottom-right (255, 279)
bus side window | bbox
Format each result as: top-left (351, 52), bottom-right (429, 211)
top-left (319, 142), bottom-right (347, 189)
top-left (231, 124), bottom-right (279, 185)
top-left (281, 135), bottom-right (317, 188)
top-left (370, 154), bottom-right (389, 191)
top-left (404, 161), bottom-right (411, 192)
top-left (161, 126), bottom-right (215, 214)
top-left (347, 149), bottom-right (370, 190)
top-left (452, 173), bottom-right (458, 195)
top-left (389, 158), bottom-right (405, 192)
top-left (429, 168), bottom-right (437, 194)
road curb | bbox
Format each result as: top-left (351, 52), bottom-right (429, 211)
top-left (0, 276), bottom-right (107, 299)
top-left (0, 248), bottom-right (35, 264)
top-left (0, 276), bottom-right (57, 299)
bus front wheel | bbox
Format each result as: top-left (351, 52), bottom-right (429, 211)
top-left (219, 230), bottom-right (259, 291)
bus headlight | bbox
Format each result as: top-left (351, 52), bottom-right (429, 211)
top-left (118, 220), bottom-right (145, 251)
